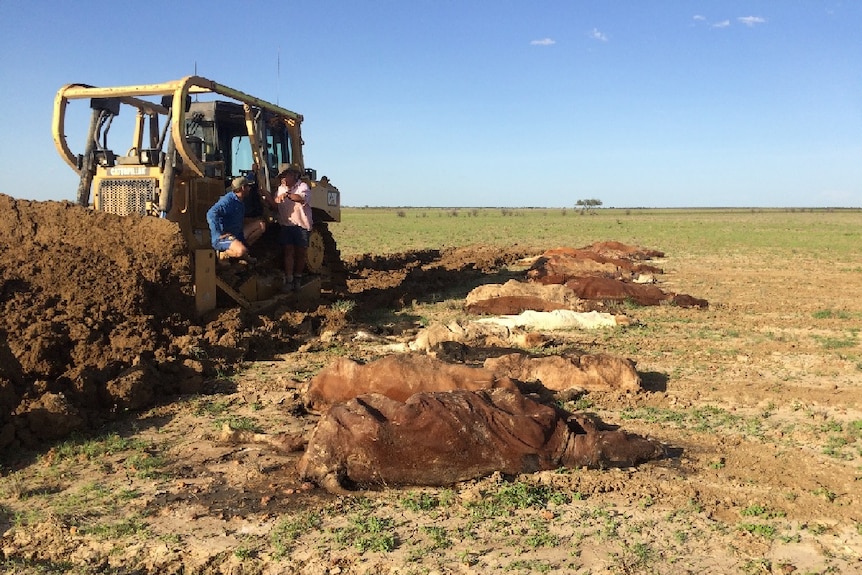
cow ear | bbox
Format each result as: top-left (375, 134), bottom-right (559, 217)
top-left (566, 416), bottom-right (588, 434)
top-left (568, 414), bottom-right (600, 434)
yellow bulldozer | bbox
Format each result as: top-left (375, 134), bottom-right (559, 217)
top-left (52, 75), bottom-right (342, 313)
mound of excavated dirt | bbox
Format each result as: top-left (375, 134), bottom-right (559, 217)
top-left (0, 195), bottom-right (533, 452)
top-left (0, 194), bottom-right (201, 446)
top-left (0, 195), bottom-right (302, 449)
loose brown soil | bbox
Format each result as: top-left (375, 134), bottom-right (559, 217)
top-left (0, 195), bottom-right (860, 574)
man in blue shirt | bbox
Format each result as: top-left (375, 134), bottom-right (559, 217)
top-left (206, 177), bottom-right (264, 262)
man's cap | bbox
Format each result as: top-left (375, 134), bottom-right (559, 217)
top-left (231, 176), bottom-right (249, 191)
top-left (277, 163), bottom-right (303, 178)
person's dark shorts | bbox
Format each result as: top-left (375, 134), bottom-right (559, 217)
top-left (278, 225), bottom-right (310, 248)
top-left (213, 235), bottom-right (236, 252)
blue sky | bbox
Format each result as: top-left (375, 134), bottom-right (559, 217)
top-left (1, 1), bottom-right (859, 208)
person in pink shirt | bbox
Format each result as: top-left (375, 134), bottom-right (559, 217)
top-left (275, 163), bottom-right (313, 291)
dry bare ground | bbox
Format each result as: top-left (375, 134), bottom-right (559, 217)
top-left (0, 197), bottom-right (860, 574)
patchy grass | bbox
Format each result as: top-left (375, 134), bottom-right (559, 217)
top-left (270, 510), bottom-right (323, 559)
top-left (465, 480), bottom-right (572, 520)
top-left (50, 432), bottom-right (149, 462)
top-left (333, 514), bottom-right (397, 552)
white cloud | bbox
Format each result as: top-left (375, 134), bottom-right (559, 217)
top-left (693, 15), bottom-right (706, 21)
top-left (738, 16), bottom-right (766, 27)
top-left (589, 28), bottom-right (608, 42)
top-left (530, 38), bottom-right (556, 46)
top-left (712, 20), bottom-right (730, 29)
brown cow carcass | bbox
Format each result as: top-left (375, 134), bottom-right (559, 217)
top-left (297, 389), bottom-right (665, 493)
top-left (527, 245), bottom-right (663, 285)
top-left (304, 354), bottom-right (519, 413)
top-left (465, 279), bottom-right (584, 315)
top-left (483, 352), bottom-right (642, 394)
top-left (526, 243), bottom-right (708, 309)
top-left (578, 240), bottom-right (665, 260)
top-left (566, 276), bottom-right (669, 306)
top-left (567, 276), bottom-right (708, 308)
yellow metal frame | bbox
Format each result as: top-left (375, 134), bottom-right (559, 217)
top-left (52, 75), bottom-right (304, 183)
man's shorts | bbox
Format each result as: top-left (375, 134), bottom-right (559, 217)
top-left (278, 225), bottom-right (310, 248)
top-left (213, 234), bottom-right (236, 252)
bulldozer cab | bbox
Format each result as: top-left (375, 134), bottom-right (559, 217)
top-left (166, 99), bottom-right (302, 252)
top-left (52, 76), bottom-right (342, 313)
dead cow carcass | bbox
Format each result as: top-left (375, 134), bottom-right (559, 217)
top-left (527, 245), bottom-right (664, 285)
top-left (304, 354), bottom-right (519, 413)
top-left (566, 276), bottom-right (708, 308)
top-left (465, 279), bottom-right (583, 315)
top-left (297, 389), bottom-right (665, 492)
top-left (483, 352), bottom-right (642, 394)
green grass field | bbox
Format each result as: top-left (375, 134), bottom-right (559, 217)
top-left (332, 207), bottom-right (862, 259)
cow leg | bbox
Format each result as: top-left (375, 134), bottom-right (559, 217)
top-left (319, 473), bottom-right (354, 496)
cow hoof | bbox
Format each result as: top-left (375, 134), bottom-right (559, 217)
top-left (319, 473), bottom-right (354, 497)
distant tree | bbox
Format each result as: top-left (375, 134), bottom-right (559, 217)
top-left (575, 198), bottom-right (603, 214)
